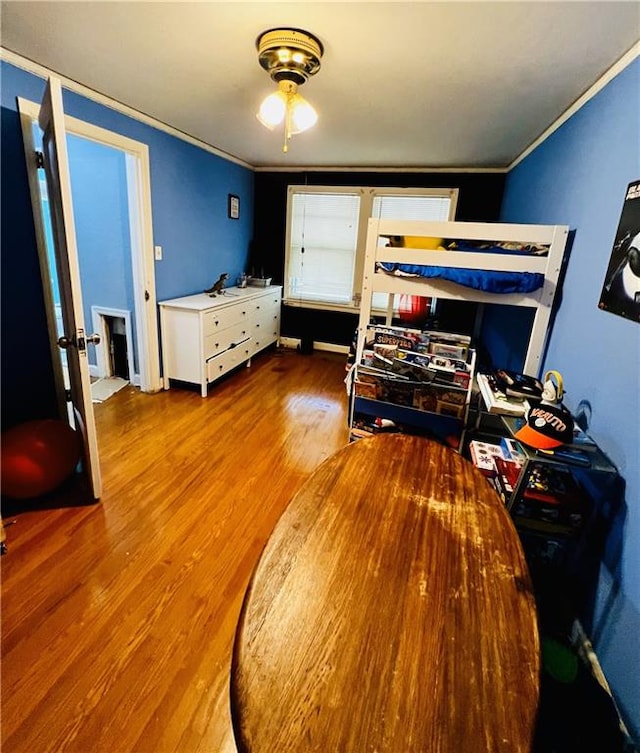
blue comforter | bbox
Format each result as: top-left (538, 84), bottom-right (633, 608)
top-left (377, 240), bottom-right (546, 294)
top-left (378, 263), bottom-right (544, 294)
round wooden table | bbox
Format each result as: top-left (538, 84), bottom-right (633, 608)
top-left (231, 434), bottom-right (539, 752)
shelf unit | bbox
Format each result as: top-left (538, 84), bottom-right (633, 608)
top-left (469, 402), bottom-right (623, 620)
top-left (348, 332), bottom-right (476, 451)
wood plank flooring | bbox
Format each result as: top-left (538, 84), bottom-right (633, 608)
top-left (1, 348), bottom-right (350, 753)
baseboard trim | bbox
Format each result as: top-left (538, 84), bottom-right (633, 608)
top-left (280, 337), bottom-right (349, 355)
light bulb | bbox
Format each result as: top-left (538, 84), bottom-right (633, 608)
top-left (290, 96), bottom-right (318, 134)
top-left (256, 91), bottom-right (287, 129)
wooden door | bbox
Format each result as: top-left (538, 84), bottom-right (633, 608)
top-left (38, 77), bottom-right (102, 500)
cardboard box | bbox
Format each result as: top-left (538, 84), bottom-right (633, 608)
top-left (469, 441), bottom-right (505, 476)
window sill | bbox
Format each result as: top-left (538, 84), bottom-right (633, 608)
top-left (283, 298), bottom-right (399, 319)
top-left (283, 299), bottom-right (359, 315)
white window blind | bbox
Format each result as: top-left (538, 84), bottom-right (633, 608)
top-left (288, 192), bottom-right (360, 304)
top-left (372, 195), bottom-right (452, 221)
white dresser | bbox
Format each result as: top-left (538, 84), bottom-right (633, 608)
top-left (159, 285), bottom-right (281, 397)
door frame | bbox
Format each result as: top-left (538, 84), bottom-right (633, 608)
top-left (18, 96), bottom-right (161, 398)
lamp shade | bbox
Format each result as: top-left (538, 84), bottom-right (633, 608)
top-left (257, 90), bottom-right (287, 129)
top-left (290, 96), bottom-right (317, 134)
top-left (256, 81), bottom-right (318, 135)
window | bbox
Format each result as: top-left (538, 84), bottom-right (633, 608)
top-left (284, 186), bottom-right (458, 311)
top-left (288, 190), bottom-right (361, 305)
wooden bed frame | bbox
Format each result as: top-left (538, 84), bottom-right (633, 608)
top-left (356, 218), bottom-right (570, 376)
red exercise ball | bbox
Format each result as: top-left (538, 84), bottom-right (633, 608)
top-left (1, 419), bottom-right (82, 499)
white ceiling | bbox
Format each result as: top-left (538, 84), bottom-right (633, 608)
top-left (1, 1), bottom-right (639, 170)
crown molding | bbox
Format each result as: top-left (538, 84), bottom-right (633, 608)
top-left (0, 47), bottom-right (253, 170)
top-left (509, 41), bottom-right (640, 170)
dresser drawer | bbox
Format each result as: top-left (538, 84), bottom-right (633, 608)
top-left (202, 304), bottom-right (250, 338)
top-left (254, 305), bottom-right (280, 327)
top-left (206, 337), bottom-right (252, 382)
top-left (204, 320), bottom-right (251, 359)
top-left (249, 295), bottom-right (280, 320)
top-left (251, 313), bottom-right (278, 344)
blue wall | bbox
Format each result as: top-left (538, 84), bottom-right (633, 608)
top-left (500, 58), bottom-right (640, 739)
top-left (1, 60), bottom-right (254, 425)
top-left (1, 66), bottom-right (57, 425)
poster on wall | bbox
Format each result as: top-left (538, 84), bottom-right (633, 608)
top-left (598, 180), bottom-right (640, 323)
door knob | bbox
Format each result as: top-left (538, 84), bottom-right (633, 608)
top-left (57, 333), bottom-right (101, 350)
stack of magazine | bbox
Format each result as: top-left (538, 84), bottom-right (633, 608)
top-left (354, 325), bottom-right (474, 418)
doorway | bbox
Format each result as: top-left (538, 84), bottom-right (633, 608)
top-left (19, 95), bottom-right (160, 405)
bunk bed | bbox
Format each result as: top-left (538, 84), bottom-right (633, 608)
top-left (356, 218), bottom-right (570, 376)
top-left (350, 218), bottom-right (569, 450)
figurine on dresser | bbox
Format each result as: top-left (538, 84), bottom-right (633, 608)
top-left (204, 273), bottom-right (229, 297)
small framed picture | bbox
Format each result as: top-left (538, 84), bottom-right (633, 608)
top-left (228, 194), bottom-right (240, 220)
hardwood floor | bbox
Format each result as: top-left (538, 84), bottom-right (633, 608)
top-left (1, 348), bottom-right (350, 753)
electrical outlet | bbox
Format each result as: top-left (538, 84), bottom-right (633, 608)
top-left (154, 245), bottom-right (163, 261)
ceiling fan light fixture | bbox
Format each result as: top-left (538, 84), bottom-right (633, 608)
top-left (255, 28), bottom-right (323, 152)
